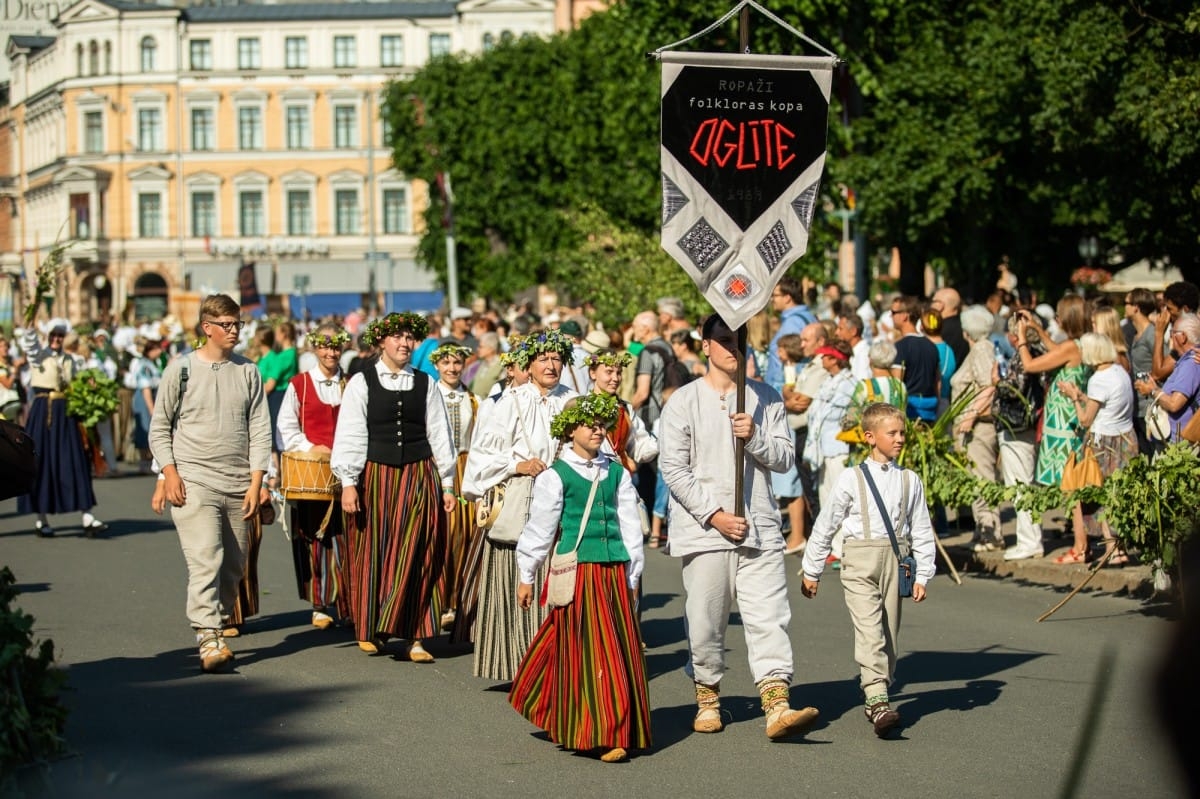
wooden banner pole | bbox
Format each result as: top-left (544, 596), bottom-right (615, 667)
top-left (734, 324), bottom-right (747, 517)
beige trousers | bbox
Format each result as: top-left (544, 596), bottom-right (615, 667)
top-left (840, 538), bottom-right (903, 695)
top-left (171, 482), bottom-right (250, 630)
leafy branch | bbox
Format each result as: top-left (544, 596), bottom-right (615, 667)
top-left (22, 239), bottom-right (71, 328)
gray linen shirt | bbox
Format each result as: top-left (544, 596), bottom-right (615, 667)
top-left (658, 379), bottom-right (794, 557)
top-left (149, 352), bottom-right (273, 496)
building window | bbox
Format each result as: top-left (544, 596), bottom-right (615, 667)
top-left (138, 193), bottom-right (162, 238)
top-left (191, 108), bottom-right (214, 151)
top-left (429, 33), bottom-right (450, 58)
top-left (137, 108), bottom-right (162, 152)
top-left (482, 33), bottom-right (495, 52)
top-left (237, 38), bottom-right (261, 70)
top-left (140, 36), bottom-right (156, 72)
top-left (238, 107), bottom-right (263, 150)
top-left (84, 111), bottom-right (103, 154)
top-left (381, 35), bottom-right (404, 67)
top-left (287, 190), bottom-right (312, 235)
top-left (286, 106), bottom-right (311, 149)
top-left (190, 39), bottom-right (212, 71)
top-left (335, 190), bottom-right (359, 235)
top-left (192, 191), bottom-right (216, 237)
top-left (104, 41), bottom-right (112, 74)
top-left (239, 191), bottom-right (264, 237)
top-left (334, 105), bottom-right (357, 149)
top-left (89, 41), bottom-right (99, 75)
top-left (334, 36), bottom-right (357, 68)
top-left (76, 43), bottom-right (84, 77)
top-left (383, 188), bottom-right (409, 234)
top-left (285, 36), bottom-right (308, 69)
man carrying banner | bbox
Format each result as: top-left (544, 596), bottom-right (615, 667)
top-left (658, 313), bottom-right (820, 741)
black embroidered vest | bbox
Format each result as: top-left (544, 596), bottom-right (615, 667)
top-left (363, 367), bottom-right (432, 467)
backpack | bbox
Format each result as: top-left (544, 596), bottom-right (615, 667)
top-left (643, 341), bottom-right (695, 392)
top-left (992, 358), bottom-right (1042, 434)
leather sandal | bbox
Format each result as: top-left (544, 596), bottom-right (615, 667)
top-left (1053, 548), bottom-right (1087, 564)
top-left (599, 747), bottom-right (627, 763)
top-left (693, 706), bottom-right (724, 733)
top-left (407, 640), bottom-right (435, 663)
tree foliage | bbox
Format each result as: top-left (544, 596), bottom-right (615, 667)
top-left (383, 1), bottom-right (1200, 311)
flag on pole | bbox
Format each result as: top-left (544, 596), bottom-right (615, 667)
top-left (660, 51), bottom-right (835, 328)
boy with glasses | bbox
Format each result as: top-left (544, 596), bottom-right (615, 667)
top-left (150, 295), bottom-right (272, 673)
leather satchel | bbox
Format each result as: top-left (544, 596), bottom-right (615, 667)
top-left (544, 469), bottom-right (601, 609)
top-left (1060, 445), bottom-right (1103, 492)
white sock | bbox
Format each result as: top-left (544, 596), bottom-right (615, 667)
top-left (82, 512), bottom-right (96, 527)
top-left (37, 515), bottom-right (49, 528)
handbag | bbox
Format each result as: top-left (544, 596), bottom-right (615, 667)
top-left (544, 468), bottom-right (601, 609)
top-left (1145, 397), bottom-right (1171, 442)
top-left (1060, 444), bottom-right (1103, 492)
top-left (856, 462), bottom-right (917, 598)
top-left (837, 379), bottom-right (880, 445)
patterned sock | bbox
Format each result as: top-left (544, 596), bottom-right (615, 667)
top-left (695, 682), bottom-right (721, 710)
top-left (865, 690), bottom-right (889, 710)
top-left (757, 678), bottom-right (790, 715)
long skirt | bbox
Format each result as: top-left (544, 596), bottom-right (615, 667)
top-left (473, 541), bottom-right (548, 681)
top-left (290, 497), bottom-right (350, 617)
top-left (226, 513), bottom-right (263, 626)
top-left (442, 452), bottom-right (475, 610)
top-left (509, 563), bottom-right (652, 752)
top-left (344, 458), bottom-right (447, 641)
top-left (18, 395), bottom-right (96, 515)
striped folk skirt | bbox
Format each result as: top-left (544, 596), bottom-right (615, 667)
top-left (449, 452), bottom-right (486, 643)
top-left (226, 513), bottom-right (262, 626)
top-left (344, 458), bottom-right (447, 642)
top-left (290, 497), bottom-right (350, 617)
top-left (443, 452), bottom-right (478, 612)
top-left (508, 562), bottom-right (652, 752)
top-left (473, 540), bottom-right (548, 681)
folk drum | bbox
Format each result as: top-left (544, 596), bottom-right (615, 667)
top-left (280, 449), bottom-right (338, 501)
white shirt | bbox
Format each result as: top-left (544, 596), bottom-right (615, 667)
top-left (802, 458), bottom-right (937, 585)
top-left (329, 360), bottom-right (456, 491)
top-left (460, 381), bottom-right (577, 500)
top-left (515, 449), bottom-right (644, 589)
top-left (850, 339), bottom-right (872, 381)
top-left (1086, 364), bottom-right (1135, 436)
top-left (277, 366), bottom-right (344, 453)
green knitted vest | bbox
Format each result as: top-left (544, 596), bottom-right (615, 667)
top-left (552, 459), bottom-right (631, 564)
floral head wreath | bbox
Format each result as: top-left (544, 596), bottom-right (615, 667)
top-left (430, 343), bottom-right (473, 364)
top-left (550, 392), bottom-right (620, 440)
top-left (585, 348), bottom-right (633, 370)
top-left (305, 329), bottom-right (351, 349)
top-left (499, 335), bottom-right (524, 367)
top-left (361, 312), bottom-right (429, 348)
top-left (514, 328), bottom-right (576, 370)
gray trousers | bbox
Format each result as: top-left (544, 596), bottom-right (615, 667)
top-left (840, 538), bottom-right (902, 695)
top-left (171, 482), bottom-right (249, 630)
top-left (681, 547), bottom-right (794, 687)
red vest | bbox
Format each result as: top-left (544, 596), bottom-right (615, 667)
top-left (290, 372), bottom-right (340, 449)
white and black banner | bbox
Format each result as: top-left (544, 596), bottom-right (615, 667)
top-left (660, 51), bottom-right (835, 329)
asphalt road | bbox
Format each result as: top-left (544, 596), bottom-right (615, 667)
top-left (1, 474), bottom-right (1189, 798)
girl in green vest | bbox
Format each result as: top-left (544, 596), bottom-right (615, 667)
top-left (509, 393), bottom-right (651, 763)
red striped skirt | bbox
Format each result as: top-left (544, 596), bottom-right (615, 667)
top-left (226, 514), bottom-right (262, 626)
top-left (290, 497), bottom-right (349, 615)
top-left (508, 562), bottom-right (652, 752)
top-left (443, 451), bottom-right (480, 615)
top-left (343, 458), bottom-right (447, 641)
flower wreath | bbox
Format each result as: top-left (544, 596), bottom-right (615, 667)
top-left (585, 349), bottom-right (633, 369)
top-left (305, 329), bottom-right (352, 349)
top-left (550, 392), bottom-right (620, 440)
top-left (430, 342), bottom-right (473, 363)
top-left (361, 312), bottom-right (429, 348)
top-left (514, 328), bottom-right (576, 369)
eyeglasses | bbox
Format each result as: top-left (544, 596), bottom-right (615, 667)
top-left (204, 319), bottom-right (245, 333)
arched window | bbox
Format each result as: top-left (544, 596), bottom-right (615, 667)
top-left (88, 41), bottom-right (99, 76)
top-left (140, 36), bottom-right (156, 72)
top-left (104, 41), bottom-right (112, 74)
top-left (76, 43), bottom-right (84, 77)
top-left (482, 32), bottom-right (495, 52)
top-left (500, 30), bottom-right (514, 45)
top-left (132, 272), bottom-right (169, 322)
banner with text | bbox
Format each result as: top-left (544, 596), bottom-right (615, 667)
top-left (660, 51), bottom-right (835, 329)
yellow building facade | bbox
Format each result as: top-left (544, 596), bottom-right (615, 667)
top-left (4, 0), bottom-right (561, 328)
